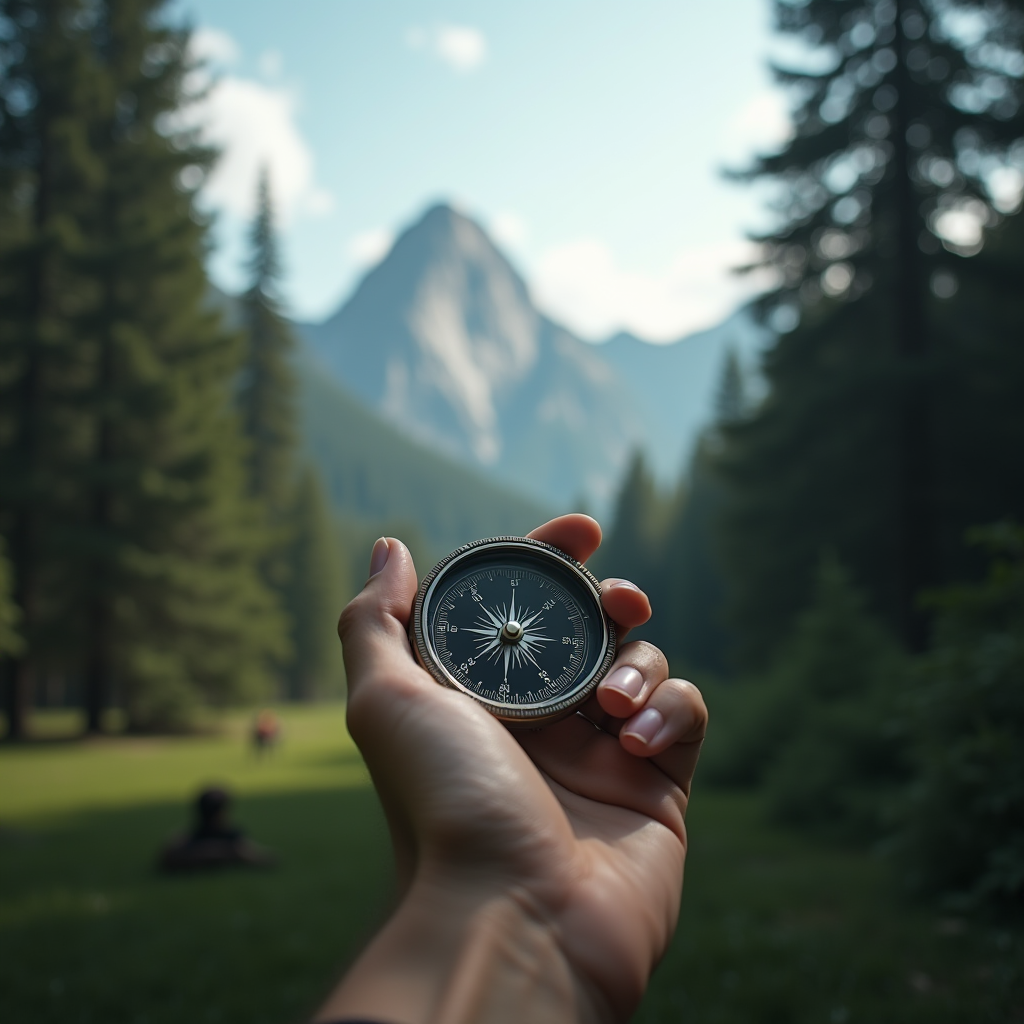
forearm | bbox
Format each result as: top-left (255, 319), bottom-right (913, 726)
top-left (313, 872), bottom-right (614, 1024)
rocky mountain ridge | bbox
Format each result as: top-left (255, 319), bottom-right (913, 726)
top-left (297, 203), bottom-right (769, 509)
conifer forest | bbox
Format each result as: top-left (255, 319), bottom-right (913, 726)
top-left (1, 0), bottom-right (1023, 1020)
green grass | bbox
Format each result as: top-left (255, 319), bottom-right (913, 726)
top-left (2, 708), bottom-right (1021, 1024)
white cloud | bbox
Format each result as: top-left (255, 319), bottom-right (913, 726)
top-left (190, 26), bottom-right (240, 68)
top-left (533, 237), bottom-right (767, 342)
top-left (349, 228), bottom-right (395, 268)
top-left (489, 211), bottom-right (528, 249)
top-left (406, 24), bottom-right (488, 73)
top-left (719, 89), bottom-right (793, 166)
top-left (185, 29), bottom-right (334, 225)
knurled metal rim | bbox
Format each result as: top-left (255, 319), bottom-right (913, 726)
top-left (409, 536), bottom-right (618, 727)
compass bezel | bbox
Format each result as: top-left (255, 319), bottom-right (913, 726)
top-left (410, 536), bottom-right (618, 726)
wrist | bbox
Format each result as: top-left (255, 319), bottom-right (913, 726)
top-left (314, 868), bottom-right (615, 1024)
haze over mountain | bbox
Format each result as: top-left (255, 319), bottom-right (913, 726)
top-left (299, 205), bottom-right (644, 509)
top-left (597, 311), bottom-right (769, 483)
top-left (297, 203), bottom-right (771, 509)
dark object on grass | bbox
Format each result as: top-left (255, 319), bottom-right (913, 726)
top-left (159, 786), bottom-right (275, 871)
top-left (252, 708), bottom-right (281, 757)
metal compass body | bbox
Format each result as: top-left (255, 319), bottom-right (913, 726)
top-left (410, 537), bottom-right (617, 726)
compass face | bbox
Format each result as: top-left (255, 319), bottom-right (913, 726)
top-left (411, 537), bottom-right (616, 725)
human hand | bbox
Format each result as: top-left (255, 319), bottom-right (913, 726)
top-left (317, 515), bottom-right (707, 1024)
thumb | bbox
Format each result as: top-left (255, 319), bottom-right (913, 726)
top-left (337, 537), bottom-right (420, 696)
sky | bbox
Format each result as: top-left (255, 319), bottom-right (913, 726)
top-left (176, 0), bottom-right (793, 341)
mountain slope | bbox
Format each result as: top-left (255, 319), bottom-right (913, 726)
top-left (297, 204), bottom-right (643, 509)
top-left (597, 309), bottom-right (771, 482)
top-left (296, 351), bottom-right (550, 556)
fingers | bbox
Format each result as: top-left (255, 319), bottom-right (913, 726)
top-left (336, 537), bottom-right (420, 696)
top-left (582, 640), bottom-right (708, 797)
top-left (527, 514), bottom-right (602, 564)
top-left (621, 678), bottom-right (708, 800)
top-left (599, 580), bottom-right (652, 645)
top-left (619, 679), bottom-right (707, 759)
top-left (592, 641), bottom-right (668, 721)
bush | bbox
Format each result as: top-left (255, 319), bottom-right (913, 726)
top-left (704, 553), bottom-right (910, 841)
top-left (899, 524), bottom-right (1024, 914)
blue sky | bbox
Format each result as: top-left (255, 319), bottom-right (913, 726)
top-left (178, 1), bottom-right (792, 340)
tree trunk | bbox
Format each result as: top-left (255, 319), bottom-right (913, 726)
top-left (891, 0), bottom-right (935, 652)
top-left (5, 100), bottom-right (53, 740)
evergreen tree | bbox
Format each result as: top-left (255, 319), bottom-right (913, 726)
top-left (715, 347), bottom-right (749, 427)
top-left (722, 0), bottom-right (1024, 663)
top-left (0, 0), bottom-right (103, 737)
top-left (760, 554), bottom-right (909, 837)
top-left (658, 354), bottom-right (749, 674)
top-left (283, 467), bottom-right (349, 701)
top-left (73, 0), bottom-right (288, 731)
top-left (704, 553), bottom-right (909, 836)
top-left (238, 167), bottom-right (297, 519)
top-left (591, 451), bottom-right (671, 627)
top-left (1, 0), bottom-right (288, 732)
top-left (900, 522), bottom-right (1024, 911)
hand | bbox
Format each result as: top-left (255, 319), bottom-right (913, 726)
top-left (318, 515), bottom-right (707, 1024)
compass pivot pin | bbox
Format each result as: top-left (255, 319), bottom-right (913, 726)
top-left (501, 620), bottom-right (524, 643)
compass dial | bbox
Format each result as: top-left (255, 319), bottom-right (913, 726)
top-left (411, 537), bottom-right (617, 726)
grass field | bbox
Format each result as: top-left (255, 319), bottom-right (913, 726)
top-left (1, 706), bottom-right (1021, 1024)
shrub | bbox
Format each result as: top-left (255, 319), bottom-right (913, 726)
top-left (899, 524), bottom-right (1024, 914)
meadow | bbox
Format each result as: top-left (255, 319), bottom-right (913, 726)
top-left (1, 706), bottom-right (1020, 1024)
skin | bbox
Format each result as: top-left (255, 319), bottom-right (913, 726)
top-left (316, 514), bottom-right (708, 1024)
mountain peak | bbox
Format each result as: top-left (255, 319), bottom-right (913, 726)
top-left (300, 202), bottom-right (640, 506)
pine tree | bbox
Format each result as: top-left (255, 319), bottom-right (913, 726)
top-left (763, 554), bottom-right (909, 838)
top-left (0, 0), bottom-right (104, 737)
top-left (659, 352), bottom-right (749, 674)
top-left (900, 523), bottom-right (1024, 910)
top-left (722, 0), bottom-right (1024, 663)
top-left (69, 0), bottom-right (290, 731)
top-left (283, 467), bottom-right (349, 701)
top-left (593, 452), bottom-right (664, 584)
top-left (238, 168), bottom-right (298, 520)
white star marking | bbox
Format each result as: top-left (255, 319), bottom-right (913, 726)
top-left (462, 581), bottom-right (554, 682)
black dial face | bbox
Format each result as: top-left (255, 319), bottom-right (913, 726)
top-left (414, 539), bottom-right (615, 722)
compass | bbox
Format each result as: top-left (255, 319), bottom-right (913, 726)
top-left (410, 536), bottom-right (617, 726)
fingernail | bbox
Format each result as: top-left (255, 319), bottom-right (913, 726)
top-left (368, 537), bottom-right (390, 579)
top-left (603, 666), bottom-right (644, 699)
top-left (607, 579), bottom-right (641, 593)
top-left (622, 707), bottom-right (664, 746)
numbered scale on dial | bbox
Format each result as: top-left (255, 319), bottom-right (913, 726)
top-left (410, 536), bottom-right (617, 726)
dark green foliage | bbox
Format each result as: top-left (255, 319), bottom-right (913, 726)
top-left (707, 554), bottom-right (909, 839)
top-left (0, 0), bottom-right (105, 734)
top-left (721, 0), bottom-right (1024, 663)
top-left (238, 168), bottom-right (298, 519)
top-left (900, 524), bottom-right (1024, 913)
top-left (588, 451), bottom-right (680, 655)
top-left (660, 440), bottom-right (731, 675)
top-left (78, 0), bottom-right (287, 731)
top-left (0, 537), bottom-right (22, 657)
top-left (592, 451), bottom-right (666, 583)
top-left (1, 0), bottom-right (287, 733)
top-left (283, 468), bottom-right (349, 700)
top-left (929, 211), bottom-right (1024, 585)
